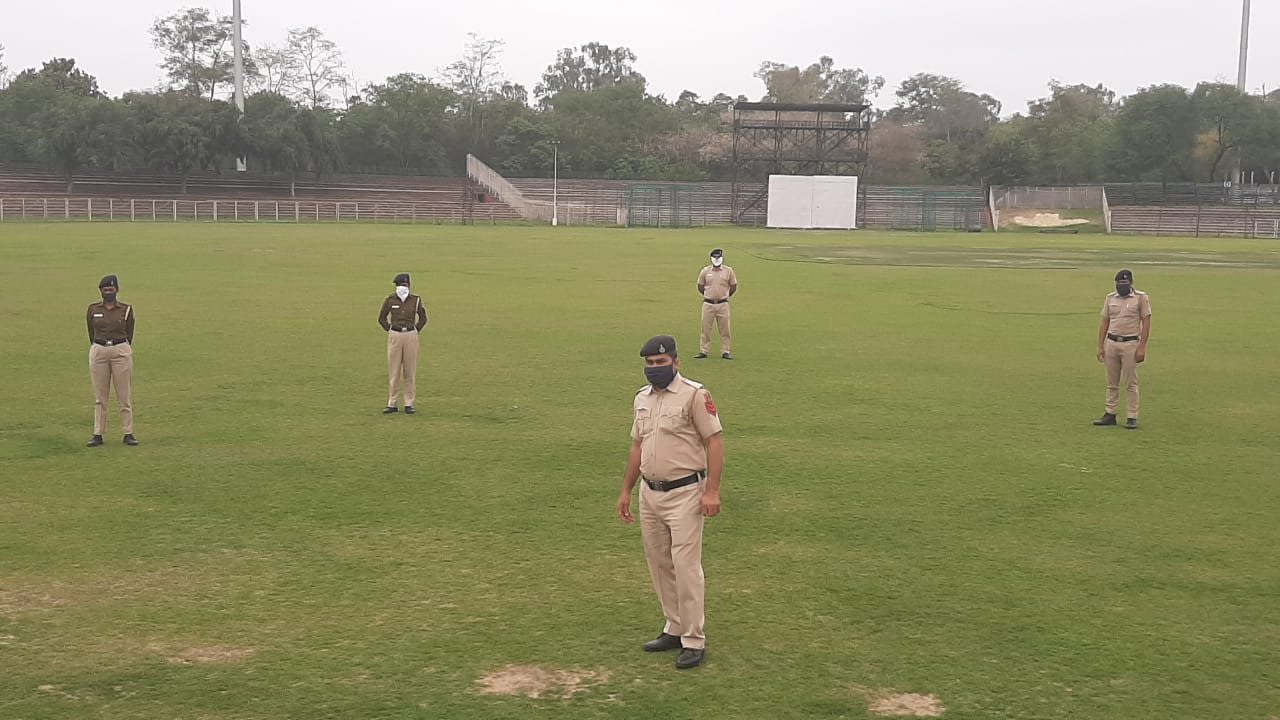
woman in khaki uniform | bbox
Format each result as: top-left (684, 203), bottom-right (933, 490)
top-left (85, 275), bottom-right (138, 447)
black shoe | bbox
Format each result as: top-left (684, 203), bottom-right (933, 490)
top-left (1125, 418), bottom-right (1138, 430)
top-left (643, 633), bottom-right (683, 653)
top-left (1092, 413), bottom-right (1117, 426)
top-left (123, 434), bottom-right (139, 446)
top-left (675, 648), bottom-right (705, 669)
top-left (694, 353), bottom-right (708, 359)
top-left (721, 353), bottom-right (733, 360)
top-left (383, 406), bottom-right (398, 414)
top-left (86, 435), bottom-right (104, 447)
top-left (404, 406), bottom-right (416, 415)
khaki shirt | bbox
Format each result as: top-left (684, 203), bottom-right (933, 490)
top-left (698, 265), bottom-right (737, 302)
top-left (631, 373), bottom-right (723, 481)
top-left (378, 293), bottom-right (428, 331)
top-left (1101, 290), bottom-right (1151, 336)
top-left (86, 301), bottom-right (134, 343)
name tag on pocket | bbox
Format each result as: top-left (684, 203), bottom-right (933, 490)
top-left (391, 305), bottom-right (400, 309)
top-left (93, 313), bottom-right (104, 318)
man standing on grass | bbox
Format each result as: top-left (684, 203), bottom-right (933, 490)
top-left (378, 273), bottom-right (428, 415)
top-left (696, 248), bottom-right (737, 360)
top-left (1093, 269), bottom-right (1152, 429)
top-left (617, 335), bottom-right (724, 670)
top-left (85, 275), bottom-right (139, 447)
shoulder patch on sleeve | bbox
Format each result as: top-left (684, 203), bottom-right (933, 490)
top-left (680, 378), bottom-right (703, 389)
top-left (703, 391), bottom-right (718, 416)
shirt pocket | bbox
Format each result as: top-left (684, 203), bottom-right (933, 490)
top-left (634, 408), bottom-right (655, 437)
top-left (658, 405), bottom-right (688, 432)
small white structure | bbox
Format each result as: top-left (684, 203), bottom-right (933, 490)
top-left (766, 175), bottom-right (859, 229)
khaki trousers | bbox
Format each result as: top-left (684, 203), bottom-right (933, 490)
top-left (700, 302), bottom-right (731, 354)
top-left (387, 330), bottom-right (420, 407)
top-left (639, 481), bottom-right (706, 649)
top-left (89, 343), bottom-right (133, 435)
top-left (1104, 339), bottom-right (1140, 419)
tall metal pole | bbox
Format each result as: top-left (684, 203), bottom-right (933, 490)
top-left (551, 141), bottom-right (560, 226)
top-left (233, 0), bottom-right (246, 172)
top-left (1233, 0), bottom-right (1251, 185)
top-left (1237, 0), bottom-right (1251, 91)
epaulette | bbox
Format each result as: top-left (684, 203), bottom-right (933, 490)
top-left (680, 378), bottom-right (703, 389)
top-left (636, 385), bottom-right (652, 395)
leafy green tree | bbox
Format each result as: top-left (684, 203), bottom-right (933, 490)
top-left (123, 91), bottom-right (214, 192)
top-left (535, 43), bottom-right (644, 104)
top-left (1111, 84), bottom-right (1198, 182)
top-left (151, 8), bottom-right (256, 100)
top-left (545, 83), bottom-right (676, 177)
top-left (1192, 82), bottom-right (1272, 182)
top-left (755, 56), bottom-right (883, 105)
top-left (338, 74), bottom-right (456, 173)
top-left (35, 94), bottom-right (120, 191)
top-left (1022, 82), bottom-right (1116, 183)
top-left (979, 119), bottom-right (1037, 185)
top-left (243, 92), bottom-right (310, 195)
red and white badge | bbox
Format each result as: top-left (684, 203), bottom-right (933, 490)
top-left (703, 392), bottom-right (718, 416)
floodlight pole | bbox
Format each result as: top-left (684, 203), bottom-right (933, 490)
top-left (1237, 0), bottom-right (1251, 92)
top-left (551, 140), bottom-right (560, 226)
top-left (1231, 0), bottom-right (1251, 185)
top-left (233, 0), bottom-right (246, 172)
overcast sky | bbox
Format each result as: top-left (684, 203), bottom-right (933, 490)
top-left (3, 0), bottom-right (1275, 113)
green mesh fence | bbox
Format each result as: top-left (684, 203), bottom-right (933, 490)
top-left (624, 184), bottom-right (695, 227)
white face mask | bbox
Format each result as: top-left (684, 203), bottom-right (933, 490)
top-left (395, 286), bottom-right (410, 301)
top-left (711, 257), bottom-right (724, 268)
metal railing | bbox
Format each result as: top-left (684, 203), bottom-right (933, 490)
top-left (466, 154), bottom-right (553, 222)
top-left (990, 185), bottom-right (1105, 210)
top-left (0, 197), bottom-right (517, 223)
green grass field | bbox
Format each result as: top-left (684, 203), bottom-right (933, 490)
top-left (2, 223), bottom-right (1278, 719)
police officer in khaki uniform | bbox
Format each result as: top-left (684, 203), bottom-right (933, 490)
top-left (1093, 269), bottom-right (1152, 429)
top-left (85, 275), bottom-right (138, 447)
top-left (696, 248), bottom-right (737, 360)
top-left (378, 273), bottom-right (428, 414)
top-left (616, 335), bottom-right (724, 670)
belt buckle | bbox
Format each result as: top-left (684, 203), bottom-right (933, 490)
top-left (105, 340), bottom-right (115, 346)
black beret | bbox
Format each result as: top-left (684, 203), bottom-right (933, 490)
top-left (640, 335), bottom-right (678, 358)
top-left (710, 248), bottom-right (724, 258)
top-left (1115, 269), bottom-right (1133, 282)
top-left (394, 273), bottom-right (411, 285)
top-left (99, 274), bottom-right (119, 289)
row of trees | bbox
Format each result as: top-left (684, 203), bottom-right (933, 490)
top-left (1, 13), bottom-right (1278, 191)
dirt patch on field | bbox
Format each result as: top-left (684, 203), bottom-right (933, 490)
top-left (1007, 211), bottom-right (1091, 228)
top-left (159, 645), bottom-right (257, 665)
top-left (0, 589), bottom-right (64, 617)
top-left (869, 693), bottom-right (945, 717)
top-left (853, 686), bottom-right (944, 717)
top-left (476, 665), bottom-right (609, 699)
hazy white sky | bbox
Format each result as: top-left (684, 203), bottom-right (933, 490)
top-left (2, 0), bottom-right (1274, 113)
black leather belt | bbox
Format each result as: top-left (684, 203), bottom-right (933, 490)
top-left (703, 298), bottom-right (728, 305)
top-left (1107, 334), bottom-right (1140, 342)
top-left (390, 326), bottom-right (416, 332)
top-left (644, 472), bottom-right (704, 492)
top-left (93, 339), bottom-right (128, 346)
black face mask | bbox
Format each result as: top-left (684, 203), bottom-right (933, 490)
top-left (101, 290), bottom-right (118, 303)
top-left (1115, 284), bottom-right (1132, 296)
top-left (644, 364), bottom-right (676, 389)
